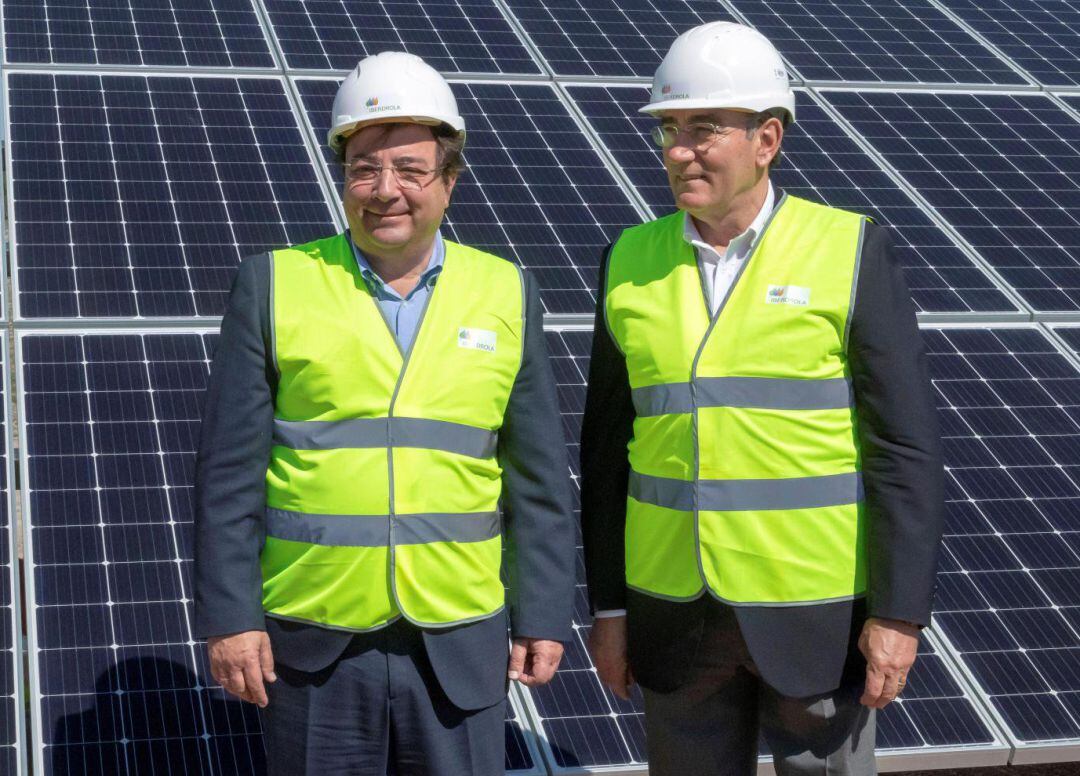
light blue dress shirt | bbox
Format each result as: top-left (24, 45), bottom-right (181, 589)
top-left (349, 232), bottom-right (445, 353)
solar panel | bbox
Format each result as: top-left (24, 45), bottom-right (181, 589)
top-left (824, 90), bottom-right (1080, 314)
top-left (935, 0), bottom-right (1080, 87)
top-left (262, 0), bottom-right (539, 74)
top-left (20, 330), bottom-right (266, 774)
top-left (565, 84), bottom-right (1018, 315)
top-left (295, 78), bottom-right (644, 315)
top-left (502, 0), bottom-right (734, 77)
top-left (6, 72), bottom-right (339, 320)
top-left (923, 325), bottom-right (1080, 758)
top-left (18, 329), bottom-right (569, 775)
top-left (0, 334), bottom-right (23, 776)
top-left (2, 0), bottom-right (274, 68)
top-left (536, 327), bottom-right (1005, 773)
top-left (725, 0), bottom-right (1028, 85)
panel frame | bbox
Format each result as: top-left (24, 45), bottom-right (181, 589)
top-left (2, 329), bottom-right (28, 776)
top-left (3, 68), bottom-right (343, 324)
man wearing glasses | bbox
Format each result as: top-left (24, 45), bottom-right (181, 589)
top-left (194, 51), bottom-right (574, 775)
top-left (581, 22), bottom-right (944, 775)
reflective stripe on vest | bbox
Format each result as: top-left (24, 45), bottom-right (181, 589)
top-left (262, 232), bottom-right (524, 631)
top-left (606, 194), bottom-right (868, 606)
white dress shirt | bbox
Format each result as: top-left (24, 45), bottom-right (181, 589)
top-left (593, 183), bottom-right (776, 620)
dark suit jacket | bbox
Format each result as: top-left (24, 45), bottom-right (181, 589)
top-left (194, 243), bottom-right (575, 711)
top-left (581, 203), bottom-right (946, 699)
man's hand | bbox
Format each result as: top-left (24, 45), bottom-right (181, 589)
top-left (508, 638), bottom-right (564, 688)
top-left (588, 616), bottom-right (634, 701)
top-left (859, 617), bottom-right (920, 709)
top-left (207, 630), bottom-right (277, 707)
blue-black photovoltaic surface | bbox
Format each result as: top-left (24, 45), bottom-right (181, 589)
top-left (7, 73), bottom-right (337, 319)
top-left (2, 0), bottom-right (273, 68)
top-left (21, 332), bottom-right (266, 774)
top-left (925, 326), bottom-right (1080, 744)
top-left (726, 0), bottom-right (1027, 85)
top-left (503, 0), bottom-right (734, 77)
top-left (296, 78), bottom-right (642, 315)
top-left (262, 0), bottom-right (539, 73)
top-left (936, 0), bottom-right (1080, 87)
top-left (20, 330), bottom-right (549, 775)
top-left (567, 84), bottom-right (1016, 315)
top-left (539, 329), bottom-right (997, 771)
top-left (0, 338), bottom-right (18, 776)
top-left (826, 91), bottom-right (1080, 313)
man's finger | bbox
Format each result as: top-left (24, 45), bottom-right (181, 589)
top-left (260, 640), bottom-right (277, 684)
top-left (223, 669), bottom-right (248, 701)
top-left (508, 641), bottom-right (527, 681)
top-left (860, 666), bottom-right (884, 707)
top-left (242, 660), bottom-right (268, 707)
top-left (873, 673), bottom-right (901, 709)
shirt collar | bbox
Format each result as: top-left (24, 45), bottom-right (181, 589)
top-left (349, 231), bottom-right (445, 297)
top-left (682, 181), bottom-right (775, 262)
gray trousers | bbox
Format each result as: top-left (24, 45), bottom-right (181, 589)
top-left (260, 619), bottom-right (505, 776)
top-left (643, 604), bottom-right (876, 776)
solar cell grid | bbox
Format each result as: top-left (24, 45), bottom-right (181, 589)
top-left (2, 0), bottom-right (274, 68)
top-left (6, 72), bottom-right (339, 319)
top-left (825, 90), bottom-right (1080, 313)
top-left (262, 0), bottom-right (539, 74)
top-left (539, 327), bottom-right (1001, 772)
top-left (924, 325), bottom-right (1080, 748)
top-left (936, 0), bottom-right (1080, 88)
top-left (296, 78), bottom-right (643, 315)
top-left (20, 331), bottom-right (267, 775)
top-left (566, 84), bottom-right (1017, 314)
top-left (503, 0), bottom-right (734, 78)
top-left (726, 0), bottom-right (1028, 85)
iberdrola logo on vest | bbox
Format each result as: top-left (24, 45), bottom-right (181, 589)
top-left (458, 327), bottom-right (497, 353)
top-left (765, 284), bottom-right (811, 307)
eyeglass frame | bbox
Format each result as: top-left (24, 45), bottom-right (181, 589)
top-left (650, 113), bottom-right (768, 151)
top-left (342, 158), bottom-right (451, 191)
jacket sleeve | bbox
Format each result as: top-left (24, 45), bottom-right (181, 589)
top-left (499, 271), bottom-right (577, 642)
top-left (580, 246), bottom-right (636, 613)
top-left (193, 254), bottom-right (275, 638)
top-left (849, 223), bottom-right (945, 627)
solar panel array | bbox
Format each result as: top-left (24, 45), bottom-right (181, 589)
top-left (3, 0), bottom-right (1080, 774)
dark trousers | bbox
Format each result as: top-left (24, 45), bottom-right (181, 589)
top-left (643, 603), bottom-right (876, 776)
top-left (260, 619), bottom-right (505, 776)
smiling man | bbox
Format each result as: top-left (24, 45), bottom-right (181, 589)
top-left (581, 22), bottom-right (945, 776)
top-left (193, 52), bottom-right (574, 775)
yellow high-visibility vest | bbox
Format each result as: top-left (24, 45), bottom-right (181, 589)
top-left (261, 232), bottom-right (524, 630)
top-left (605, 194), bottom-right (868, 605)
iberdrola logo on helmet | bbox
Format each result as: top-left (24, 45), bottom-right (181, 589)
top-left (365, 96), bottom-right (379, 107)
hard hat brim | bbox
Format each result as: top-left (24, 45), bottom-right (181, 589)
top-left (329, 114), bottom-right (466, 154)
top-left (639, 96), bottom-right (795, 123)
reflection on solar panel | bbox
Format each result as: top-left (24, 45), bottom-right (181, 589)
top-left (727, 0), bottom-right (1027, 85)
top-left (262, 0), bottom-right (539, 73)
top-left (506, 691), bottom-right (546, 775)
top-left (20, 331), bottom-right (267, 774)
top-left (825, 90), bottom-right (1080, 313)
top-left (1, 0), bottom-right (274, 67)
top-left (504, 0), bottom-right (732, 77)
top-left (296, 78), bottom-right (642, 315)
top-left (540, 327), bottom-right (1005, 771)
top-left (924, 326), bottom-right (1080, 753)
top-left (566, 84), bottom-right (1017, 314)
top-left (0, 336), bottom-right (20, 776)
top-left (7, 73), bottom-right (338, 319)
top-left (936, 0), bottom-right (1080, 87)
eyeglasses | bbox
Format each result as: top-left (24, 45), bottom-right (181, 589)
top-left (650, 120), bottom-right (752, 150)
top-left (343, 160), bottom-right (446, 191)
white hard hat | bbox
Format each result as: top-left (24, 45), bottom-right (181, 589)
top-left (641, 21), bottom-right (795, 125)
top-left (327, 51), bottom-right (466, 155)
